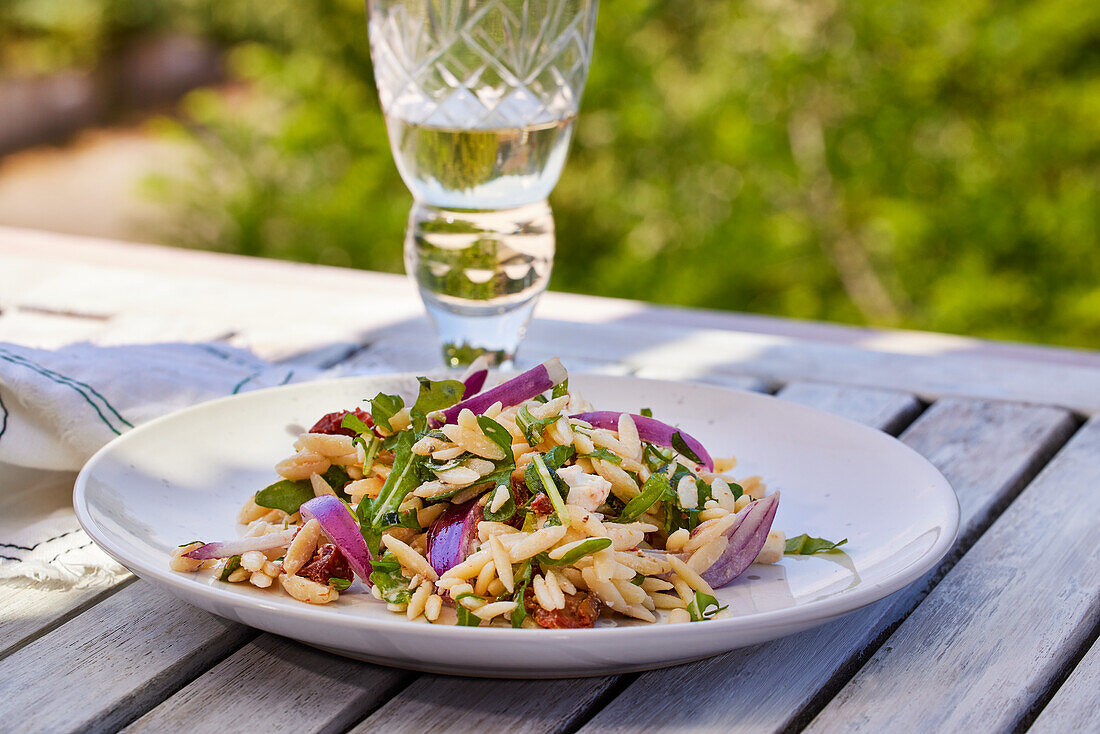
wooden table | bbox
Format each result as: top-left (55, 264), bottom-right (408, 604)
top-left (1, 226), bottom-right (1098, 733)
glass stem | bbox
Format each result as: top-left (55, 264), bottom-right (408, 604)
top-left (404, 200), bottom-right (555, 368)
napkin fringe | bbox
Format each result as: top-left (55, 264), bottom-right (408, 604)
top-left (0, 558), bottom-right (128, 590)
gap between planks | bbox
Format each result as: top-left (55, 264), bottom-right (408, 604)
top-left (122, 635), bottom-right (418, 734)
top-left (801, 417), bottom-right (1100, 733)
top-left (1027, 621), bottom-right (1100, 733)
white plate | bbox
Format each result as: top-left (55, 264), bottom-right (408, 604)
top-left (74, 373), bottom-right (958, 678)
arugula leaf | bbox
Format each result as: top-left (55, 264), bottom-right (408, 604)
top-left (695, 477), bottom-right (713, 507)
top-left (218, 555), bottom-right (241, 581)
top-left (535, 537), bottom-right (612, 566)
top-left (254, 464), bottom-right (350, 506)
top-left (630, 572), bottom-right (646, 586)
top-left (358, 431), bottom-right (425, 557)
top-left (329, 577), bottom-right (352, 591)
top-left (669, 463), bottom-right (695, 493)
top-left (686, 590), bottom-right (728, 621)
top-left (639, 407), bottom-right (653, 418)
top-left (615, 473), bottom-right (670, 523)
top-left (322, 464), bottom-right (352, 496)
top-left (510, 561), bottom-right (534, 628)
top-left (542, 444), bottom-right (575, 470)
top-left (476, 415), bottom-right (514, 462)
top-left (671, 431), bottom-right (703, 465)
top-left (530, 454), bottom-right (569, 525)
top-left (454, 593), bottom-right (484, 626)
top-left (463, 415), bottom-right (518, 499)
top-left (657, 464), bottom-right (714, 533)
top-left (642, 442), bottom-right (673, 472)
top-left (355, 434), bottom-right (381, 474)
top-left (729, 481), bottom-right (744, 500)
top-left (515, 405), bottom-right (558, 446)
top-left (482, 484), bottom-right (517, 522)
top-left (578, 447), bottom-right (622, 464)
top-left (340, 411), bottom-right (372, 435)
top-left (368, 551), bottom-right (412, 604)
top-left (380, 508), bottom-right (422, 530)
top-left (369, 392), bottom-right (404, 433)
top-left (410, 377), bottom-right (465, 432)
top-left (785, 534), bottom-right (849, 555)
top-left (551, 378), bottom-right (569, 399)
top-left (255, 480), bottom-right (314, 515)
top-left (425, 455), bottom-right (466, 473)
top-left (521, 444), bottom-right (575, 516)
top-left (656, 464), bottom-right (692, 534)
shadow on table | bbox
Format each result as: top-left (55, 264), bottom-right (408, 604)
top-left (281, 309), bottom-right (1097, 414)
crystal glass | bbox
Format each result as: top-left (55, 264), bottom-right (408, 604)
top-left (366, 0), bottom-right (599, 366)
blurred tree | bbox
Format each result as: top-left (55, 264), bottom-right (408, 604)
top-left (9, 0), bottom-right (1099, 347)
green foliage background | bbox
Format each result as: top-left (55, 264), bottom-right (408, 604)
top-left (6, 0), bottom-right (1099, 348)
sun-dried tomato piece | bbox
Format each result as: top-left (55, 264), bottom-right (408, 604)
top-left (504, 477), bottom-right (532, 528)
top-left (529, 492), bottom-right (554, 515)
top-left (309, 408), bottom-right (373, 437)
top-left (296, 543), bottom-right (353, 586)
top-left (510, 476), bottom-right (531, 507)
top-left (524, 587), bottom-right (602, 629)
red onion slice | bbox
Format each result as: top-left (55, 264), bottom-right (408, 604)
top-left (300, 495), bottom-right (375, 582)
top-left (430, 358), bottom-right (567, 427)
top-left (460, 354), bottom-right (492, 397)
top-left (426, 499), bottom-right (482, 577)
top-left (639, 493), bottom-right (780, 588)
top-left (185, 526), bottom-right (298, 560)
top-left (700, 492), bottom-right (780, 587)
top-left (570, 411), bottom-right (715, 471)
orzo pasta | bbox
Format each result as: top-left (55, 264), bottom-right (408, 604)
top-left (173, 359), bottom-right (846, 627)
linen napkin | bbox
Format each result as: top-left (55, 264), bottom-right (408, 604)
top-left (0, 341), bottom-right (326, 584)
top-left (0, 341), bottom-right (318, 471)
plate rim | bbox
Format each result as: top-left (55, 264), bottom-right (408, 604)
top-left (74, 372), bottom-right (960, 645)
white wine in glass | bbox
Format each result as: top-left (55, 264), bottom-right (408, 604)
top-left (366, 0), bottom-right (599, 366)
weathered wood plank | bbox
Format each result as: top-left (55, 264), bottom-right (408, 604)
top-left (633, 364), bottom-right (772, 394)
top-left (6, 226), bottom-right (1099, 369)
top-left (805, 417), bottom-right (1100, 733)
top-left (523, 320), bottom-right (1100, 415)
top-left (0, 581), bottom-right (253, 734)
top-left (898, 399), bottom-right (1075, 548)
top-left (3, 228), bottom-right (1099, 411)
top-left (578, 399), bottom-right (1075, 734)
top-left (348, 675), bottom-right (621, 734)
top-left (337, 338), bottom-right (633, 378)
top-left (0, 579), bottom-right (130, 661)
top-left (123, 636), bottom-right (414, 734)
top-left (367, 317), bottom-right (1100, 414)
top-left (0, 308), bottom-right (110, 348)
top-left (0, 235), bottom-right (421, 360)
top-left (1029, 637), bottom-right (1100, 734)
top-left (777, 381), bottom-right (922, 434)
